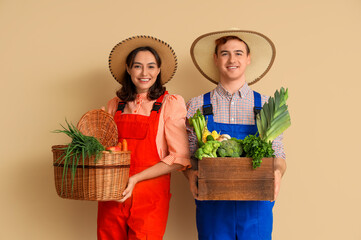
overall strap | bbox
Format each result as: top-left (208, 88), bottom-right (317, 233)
top-left (117, 101), bottom-right (127, 113)
top-left (253, 91), bottom-right (262, 121)
top-left (202, 92), bottom-right (214, 124)
top-left (149, 91), bottom-right (168, 120)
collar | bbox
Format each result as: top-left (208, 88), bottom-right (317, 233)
top-left (239, 83), bottom-right (252, 98)
top-left (136, 92), bottom-right (148, 101)
top-left (215, 82), bottom-right (252, 100)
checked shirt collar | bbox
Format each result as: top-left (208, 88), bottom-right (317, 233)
top-left (214, 82), bottom-right (253, 101)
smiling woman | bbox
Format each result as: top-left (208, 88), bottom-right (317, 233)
top-left (97, 36), bottom-right (191, 240)
top-left (127, 50), bottom-right (160, 93)
top-left (117, 46), bottom-right (164, 100)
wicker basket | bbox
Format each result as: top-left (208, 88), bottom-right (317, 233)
top-left (77, 109), bottom-right (118, 148)
top-left (52, 109), bottom-right (130, 201)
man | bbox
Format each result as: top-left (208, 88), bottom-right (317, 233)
top-left (185, 30), bottom-right (286, 240)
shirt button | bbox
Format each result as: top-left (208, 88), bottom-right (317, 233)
top-left (231, 118), bottom-right (234, 122)
top-left (231, 102), bottom-right (234, 105)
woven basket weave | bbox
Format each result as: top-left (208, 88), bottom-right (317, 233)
top-left (77, 109), bottom-right (118, 148)
top-left (52, 109), bottom-right (130, 201)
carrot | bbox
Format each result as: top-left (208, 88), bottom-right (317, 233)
top-left (122, 139), bottom-right (128, 151)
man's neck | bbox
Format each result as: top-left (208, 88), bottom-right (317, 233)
top-left (219, 79), bottom-right (245, 95)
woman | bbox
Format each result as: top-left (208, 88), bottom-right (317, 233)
top-left (97, 36), bottom-right (191, 240)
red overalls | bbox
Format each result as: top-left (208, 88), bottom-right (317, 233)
top-left (97, 93), bottom-right (171, 240)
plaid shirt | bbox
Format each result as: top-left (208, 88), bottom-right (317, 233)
top-left (186, 83), bottom-right (285, 167)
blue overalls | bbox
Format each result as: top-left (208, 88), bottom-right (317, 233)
top-left (195, 91), bottom-right (275, 240)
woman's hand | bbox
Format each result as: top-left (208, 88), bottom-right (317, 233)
top-left (117, 162), bottom-right (182, 202)
top-left (118, 175), bottom-right (139, 202)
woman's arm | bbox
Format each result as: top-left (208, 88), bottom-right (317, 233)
top-left (160, 95), bottom-right (191, 168)
top-left (119, 162), bottom-right (182, 202)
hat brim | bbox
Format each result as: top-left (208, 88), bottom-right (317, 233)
top-left (109, 36), bottom-right (177, 85)
top-left (190, 30), bottom-right (276, 85)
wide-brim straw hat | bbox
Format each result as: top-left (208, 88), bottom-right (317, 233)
top-left (190, 30), bottom-right (276, 85)
top-left (109, 36), bottom-right (177, 85)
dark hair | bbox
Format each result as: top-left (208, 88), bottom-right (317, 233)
top-left (214, 35), bottom-right (250, 55)
top-left (116, 46), bottom-right (166, 102)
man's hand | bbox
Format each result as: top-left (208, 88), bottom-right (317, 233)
top-left (273, 157), bottom-right (286, 201)
top-left (274, 169), bottom-right (282, 200)
top-left (184, 169), bottom-right (198, 199)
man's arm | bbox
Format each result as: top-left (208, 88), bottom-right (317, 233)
top-left (271, 133), bottom-right (286, 200)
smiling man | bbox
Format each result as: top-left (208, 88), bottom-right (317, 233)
top-left (214, 36), bottom-right (250, 85)
top-left (184, 30), bottom-right (286, 240)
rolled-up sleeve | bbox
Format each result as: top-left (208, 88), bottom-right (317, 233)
top-left (272, 133), bottom-right (286, 159)
top-left (161, 95), bottom-right (191, 169)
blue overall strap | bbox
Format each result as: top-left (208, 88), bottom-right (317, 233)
top-left (202, 92), bottom-right (214, 124)
top-left (253, 91), bottom-right (262, 120)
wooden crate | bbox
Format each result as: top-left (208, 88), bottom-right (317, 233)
top-left (198, 157), bottom-right (274, 201)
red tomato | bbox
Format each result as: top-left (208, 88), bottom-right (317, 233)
top-left (106, 146), bottom-right (122, 152)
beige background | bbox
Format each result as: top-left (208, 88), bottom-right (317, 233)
top-left (1, 0), bottom-right (360, 239)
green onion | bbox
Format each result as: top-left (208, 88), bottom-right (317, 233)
top-left (53, 120), bottom-right (105, 195)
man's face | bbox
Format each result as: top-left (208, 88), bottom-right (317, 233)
top-left (214, 39), bottom-right (251, 84)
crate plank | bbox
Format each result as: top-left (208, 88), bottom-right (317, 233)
top-left (198, 157), bottom-right (274, 179)
top-left (198, 157), bottom-right (274, 201)
top-left (198, 179), bottom-right (274, 201)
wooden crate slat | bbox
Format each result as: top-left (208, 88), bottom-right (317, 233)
top-left (198, 157), bottom-right (274, 179)
top-left (198, 157), bottom-right (274, 201)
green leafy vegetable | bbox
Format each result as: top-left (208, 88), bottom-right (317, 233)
top-left (257, 87), bottom-right (291, 143)
top-left (244, 87), bottom-right (291, 168)
top-left (53, 120), bottom-right (105, 195)
top-left (216, 138), bottom-right (243, 157)
top-left (195, 140), bottom-right (221, 160)
top-left (206, 135), bottom-right (215, 142)
top-left (189, 109), bottom-right (206, 147)
top-left (242, 135), bottom-right (274, 168)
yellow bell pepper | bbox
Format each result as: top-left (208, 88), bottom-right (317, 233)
top-left (202, 127), bottom-right (211, 143)
top-left (211, 130), bottom-right (220, 140)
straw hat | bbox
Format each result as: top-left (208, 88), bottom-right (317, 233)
top-left (190, 30), bottom-right (276, 85)
top-left (109, 36), bottom-right (177, 85)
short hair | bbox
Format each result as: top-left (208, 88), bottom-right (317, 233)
top-left (116, 47), bottom-right (166, 101)
top-left (214, 35), bottom-right (250, 55)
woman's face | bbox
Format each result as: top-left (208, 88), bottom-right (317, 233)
top-left (127, 50), bottom-right (161, 94)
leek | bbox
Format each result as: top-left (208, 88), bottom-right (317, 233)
top-left (256, 87), bottom-right (291, 143)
